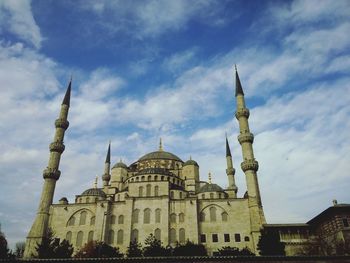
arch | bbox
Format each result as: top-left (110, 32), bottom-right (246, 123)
top-left (65, 231), bottom-right (72, 243)
top-left (147, 175), bottom-right (151, 181)
top-left (139, 186), bottom-right (144, 197)
top-left (118, 215), bottom-right (124, 224)
top-left (110, 215), bottom-right (116, 224)
top-left (133, 209), bottom-right (139, 223)
top-left (170, 191), bottom-right (174, 198)
top-left (170, 213), bottom-right (176, 223)
top-left (76, 231), bottom-right (83, 246)
top-left (146, 184), bottom-right (151, 196)
top-left (141, 176), bottom-right (145, 181)
top-left (161, 176), bottom-right (164, 181)
top-left (154, 186), bottom-right (159, 196)
top-left (200, 212), bottom-right (205, 222)
top-left (107, 230), bottom-right (114, 244)
top-left (90, 216), bottom-right (95, 225)
top-left (144, 208), bottom-right (151, 224)
top-left (131, 229), bottom-right (139, 242)
top-left (86, 197), bottom-right (90, 203)
top-left (170, 228), bottom-right (176, 243)
top-left (210, 193), bottom-right (214, 199)
top-left (222, 212), bottom-right (228, 222)
top-left (155, 209), bottom-right (161, 223)
top-left (179, 192), bottom-right (183, 199)
top-left (155, 228), bottom-right (161, 241)
top-left (117, 229), bottom-right (123, 244)
top-left (201, 194), bottom-right (205, 199)
top-left (179, 213), bottom-right (185, 223)
top-left (136, 177), bottom-right (139, 182)
top-left (154, 175), bottom-right (158, 181)
top-left (210, 206), bottom-right (217, 222)
top-left (67, 216), bottom-right (75, 226)
top-left (79, 211), bottom-right (87, 225)
top-left (179, 228), bottom-right (185, 243)
top-left (88, 231), bottom-right (94, 242)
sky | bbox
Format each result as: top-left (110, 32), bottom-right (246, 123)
top-left (0, 0), bottom-right (349, 249)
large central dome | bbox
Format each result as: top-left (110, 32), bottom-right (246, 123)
top-left (138, 150), bottom-right (183, 162)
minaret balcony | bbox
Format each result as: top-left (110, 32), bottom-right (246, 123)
top-left (241, 159), bottom-right (259, 172)
top-left (235, 108), bottom-right (250, 119)
top-left (102, 173), bottom-right (111, 181)
top-left (55, 118), bottom-right (69, 129)
top-left (43, 167), bottom-right (61, 180)
top-left (49, 142), bottom-right (65, 153)
top-left (238, 132), bottom-right (254, 144)
top-left (226, 167), bottom-right (235, 175)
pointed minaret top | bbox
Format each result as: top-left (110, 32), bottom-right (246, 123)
top-left (94, 176), bottom-right (98, 188)
top-left (226, 135), bottom-right (232, 157)
top-left (235, 65), bottom-right (244, 97)
top-left (62, 78), bottom-right (72, 106)
top-left (105, 142), bottom-right (111, 163)
top-left (159, 138), bottom-right (163, 151)
top-left (208, 172), bottom-right (212, 184)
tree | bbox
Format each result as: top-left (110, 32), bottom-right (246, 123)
top-left (143, 234), bottom-right (171, 257)
top-left (126, 239), bottom-right (143, 257)
top-left (0, 230), bottom-right (10, 259)
top-left (172, 240), bottom-right (207, 256)
top-left (257, 229), bottom-right (285, 256)
top-left (35, 228), bottom-right (73, 258)
top-left (15, 242), bottom-right (26, 258)
top-left (75, 240), bottom-right (123, 258)
top-left (217, 246), bottom-right (255, 256)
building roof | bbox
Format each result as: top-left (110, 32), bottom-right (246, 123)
top-left (198, 183), bottom-right (225, 193)
top-left (183, 159), bottom-right (199, 167)
top-left (307, 204), bottom-right (350, 225)
top-left (112, 161), bottom-right (128, 169)
top-left (138, 150), bottom-right (183, 162)
top-left (81, 188), bottom-right (107, 198)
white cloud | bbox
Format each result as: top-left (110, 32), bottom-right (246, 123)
top-left (163, 48), bottom-right (198, 74)
top-left (0, 0), bottom-right (42, 49)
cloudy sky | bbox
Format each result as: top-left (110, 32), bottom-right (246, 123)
top-left (0, 0), bottom-right (349, 248)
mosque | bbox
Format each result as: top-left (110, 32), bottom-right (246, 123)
top-left (23, 70), bottom-right (349, 258)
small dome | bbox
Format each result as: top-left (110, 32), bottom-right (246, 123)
top-left (81, 188), bottom-right (107, 198)
top-left (183, 159), bottom-right (199, 167)
top-left (138, 151), bottom-right (183, 162)
top-left (59, 197), bottom-right (68, 204)
top-left (112, 161), bottom-right (128, 169)
top-left (198, 183), bottom-right (224, 193)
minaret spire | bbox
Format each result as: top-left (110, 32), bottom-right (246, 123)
top-left (225, 135), bottom-right (237, 197)
top-left (24, 79), bottom-right (72, 258)
top-left (159, 137), bottom-right (163, 151)
top-left (102, 142), bottom-right (111, 187)
top-left (234, 67), bottom-right (265, 251)
top-left (208, 172), bottom-right (212, 184)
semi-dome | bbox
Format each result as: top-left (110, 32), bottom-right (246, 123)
top-left (183, 159), bottom-right (199, 167)
top-left (198, 183), bottom-right (225, 193)
top-left (112, 161), bottom-right (128, 169)
top-left (81, 188), bottom-right (107, 198)
top-left (138, 151), bottom-right (183, 162)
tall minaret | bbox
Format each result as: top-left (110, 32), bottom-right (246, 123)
top-left (24, 80), bottom-right (72, 258)
top-left (225, 135), bottom-right (238, 198)
top-left (102, 142), bottom-right (111, 188)
top-left (234, 67), bottom-right (265, 250)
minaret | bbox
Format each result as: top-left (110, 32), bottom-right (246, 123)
top-left (102, 142), bottom-right (111, 188)
top-left (225, 135), bottom-right (238, 198)
top-left (234, 67), bottom-right (265, 250)
top-left (24, 80), bottom-right (72, 258)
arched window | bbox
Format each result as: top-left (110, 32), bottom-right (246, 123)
top-left (136, 177), bottom-right (139, 182)
top-left (201, 194), bottom-right (205, 199)
top-left (79, 211), bottom-right (87, 225)
top-left (154, 175), bottom-right (158, 181)
top-left (179, 228), bottom-right (185, 243)
top-left (117, 230), bottom-right (123, 244)
top-left (118, 215), bottom-right (124, 224)
top-left (107, 230), bottom-right (114, 244)
top-left (218, 193), bottom-right (222, 199)
top-left (170, 191), bottom-right (174, 198)
top-left (146, 184), bottom-right (151, 196)
top-left (200, 212), bottom-right (205, 222)
top-left (155, 228), bottom-right (161, 241)
top-left (139, 186), bottom-right (144, 197)
top-left (210, 193), bottom-right (214, 199)
top-left (161, 176), bottom-right (164, 181)
top-left (76, 231), bottom-right (83, 246)
top-left (90, 216), bottom-right (95, 225)
top-left (154, 186), bottom-right (159, 196)
top-left (222, 212), bottom-right (228, 222)
top-left (68, 216), bottom-right (75, 226)
top-left (131, 229), bottom-right (138, 242)
top-left (170, 228), bottom-right (176, 243)
top-left (65, 231), bottom-right (72, 243)
top-left (110, 215), bottom-right (116, 224)
top-left (144, 208), bottom-right (151, 224)
top-left (141, 176), bottom-right (145, 181)
top-left (155, 209), bottom-right (161, 223)
top-left (88, 231), bottom-right (94, 242)
top-left (210, 207), bottom-right (217, 222)
top-left (147, 176), bottom-right (151, 181)
top-left (179, 192), bottom-right (183, 199)
top-left (133, 209), bottom-right (139, 223)
top-left (179, 213), bottom-right (185, 223)
top-left (86, 197), bottom-right (90, 203)
top-left (170, 213), bottom-right (176, 223)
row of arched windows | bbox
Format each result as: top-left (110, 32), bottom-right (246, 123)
top-left (200, 207), bottom-right (228, 222)
top-left (138, 185), bottom-right (158, 197)
top-left (107, 229), bottom-right (124, 245)
top-left (170, 213), bottom-right (185, 223)
top-left (200, 193), bottom-right (226, 199)
top-left (66, 230), bottom-right (94, 247)
top-left (132, 208), bottom-right (161, 224)
top-left (110, 215), bottom-right (124, 224)
top-left (170, 228), bottom-right (186, 244)
top-left (130, 228), bottom-right (162, 242)
top-left (67, 211), bottom-right (95, 226)
top-left (129, 175), bottom-right (184, 186)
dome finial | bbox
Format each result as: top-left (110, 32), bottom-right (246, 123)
top-left (208, 172), bottom-right (212, 184)
top-left (159, 137), bottom-right (163, 151)
top-left (94, 176), bottom-right (98, 188)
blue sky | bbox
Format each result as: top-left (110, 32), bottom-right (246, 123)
top-left (0, 0), bottom-right (350, 248)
